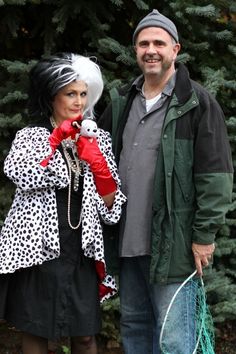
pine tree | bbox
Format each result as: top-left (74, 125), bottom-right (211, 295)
top-left (0, 0), bottom-right (236, 333)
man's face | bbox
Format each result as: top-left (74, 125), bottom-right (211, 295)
top-left (135, 27), bottom-right (180, 80)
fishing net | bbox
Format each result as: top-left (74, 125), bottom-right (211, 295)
top-left (159, 271), bottom-right (215, 354)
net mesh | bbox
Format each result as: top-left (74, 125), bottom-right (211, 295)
top-left (195, 277), bottom-right (215, 354)
top-left (159, 272), bottom-right (215, 354)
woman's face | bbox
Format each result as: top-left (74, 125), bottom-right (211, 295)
top-left (52, 80), bottom-right (88, 125)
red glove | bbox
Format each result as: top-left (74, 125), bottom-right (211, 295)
top-left (40, 116), bottom-right (82, 167)
top-left (77, 136), bottom-right (117, 196)
top-left (48, 118), bottom-right (81, 150)
top-left (95, 260), bottom-right (114, 300)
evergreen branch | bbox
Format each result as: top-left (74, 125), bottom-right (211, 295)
top-left (0, 91), bottom-right (28, 106)
top-left (0, 185), bottom-right (16, 225)
top-left (109, 0), bottom-right (123, 6)
top-left (106, 79), bottom-right (123, 91)
top-left (176, 53), bottom-right (191, 64)
top-left (228, 45), bottom-right (236, 56)
top-left (116, 52), bottom-right (136, 66)
top-left (218, 224), bottom-right (231, 237)
top-left (205, 270), bottom-right (232, 291)
top-left (199, 67), bottom-right (235, 96)
top-left (98, 38), bottom-right (135, 66)
top-left (215, 30), bottom-right (233, 40)
top-left (225, 269), bottom-right (236, 279)
top-left (187, 42), bottom-right (210, 51)
top-left (185, 5), bottom-right (217, 18)
top-left (227, 199), bottom-right (236, 212)
top-left (228, 136), bottom-right (236, 143)
top-left (0, 114), bottom-right (24, 128)
top-left (212, 300), bottom-right (236, 322)
top-left (1, 0), bottom-right (26, 5)
top-left (52, 5), bottom-right (70, 33)
top-left (224, 81), bottom-right (236, 90)
top-left (215, 238), bottom-right (236, 257)
top-left (224, 219), bottom-right (236, 227)
top-left (174, 10), bottom-right (189, 25)
top-left (132, 0), bottom-right (149, 10)
top-left (1, 11), bottom-right (22, 37)
top-left (230, 3), bottom-right (236, 12)
top-left (226, 117), bottom-right (236, 128)
top-left (0, 59), bottom-right (34, 73)
top-left (98, 38), bottom-right (123, 55)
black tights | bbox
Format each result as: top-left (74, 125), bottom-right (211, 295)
top-left (22, 332), bottom-right (97, 354)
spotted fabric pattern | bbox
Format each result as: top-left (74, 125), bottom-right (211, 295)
top-left (0, 126), bottom-right (126, 301)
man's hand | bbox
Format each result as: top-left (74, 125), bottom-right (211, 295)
top-left (192, 243), bottom-right (215, 276)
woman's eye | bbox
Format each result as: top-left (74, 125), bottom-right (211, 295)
top-left (67, 92), bottom-right (75, 97)
top-left (81, 91), bottom-right (87, 97)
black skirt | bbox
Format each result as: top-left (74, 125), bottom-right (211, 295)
top-left (0, 178), bottom-right (101, 340)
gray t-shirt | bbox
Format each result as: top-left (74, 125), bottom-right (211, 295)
top-left (119, 73), bottom-right (176, 257)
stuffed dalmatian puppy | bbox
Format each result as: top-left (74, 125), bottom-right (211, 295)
top-left (80, 119), bottom-right (98, 138)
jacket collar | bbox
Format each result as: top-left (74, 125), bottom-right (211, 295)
top-left (173, 62), bottom-right (193, 104)
top-left (120, 62), bottom-right (193, 106)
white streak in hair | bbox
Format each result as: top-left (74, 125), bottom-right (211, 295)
top-left (48, 54), bottom-right (104, 119)
top-left (70, 54), bottom-right (104, 118)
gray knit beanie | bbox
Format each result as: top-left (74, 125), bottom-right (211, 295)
top-left (133, 9), bottom-right (179, 44)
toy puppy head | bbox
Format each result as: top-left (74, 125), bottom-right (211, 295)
top-left (80, 119), bottom-right (98, 138)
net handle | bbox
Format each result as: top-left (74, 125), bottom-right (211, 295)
top-left (159, 270), bottom-right (203, 353)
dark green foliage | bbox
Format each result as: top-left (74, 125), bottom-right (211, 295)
top-left (100, 296), bottom-right (121, 343)
top-left (0, 0), bottom-right (236, 338)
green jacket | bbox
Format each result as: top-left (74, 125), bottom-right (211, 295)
top-left (99, 63), bottom-right (233, 284)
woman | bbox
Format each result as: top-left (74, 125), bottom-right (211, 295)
top-left (0, 53), bottom-right (126, 354)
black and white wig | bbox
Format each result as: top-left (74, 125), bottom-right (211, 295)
top-left (27, 52), bottom-right (104, 119)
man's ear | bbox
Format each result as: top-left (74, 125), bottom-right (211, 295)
top-left (174, 43), bottom-right (181, 54)
top-left (173, 43), bottom-right (181, 60)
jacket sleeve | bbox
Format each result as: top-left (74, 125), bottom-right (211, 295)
top-left (4, 126), bottom-right (69, 191)
top-left (94, 129), bottom-right (126, 224)
top-left (192, 92), bottom-right (233, 244)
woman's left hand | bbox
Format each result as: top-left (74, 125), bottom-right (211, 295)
top-left (77, 136), bottom-right (117, 199)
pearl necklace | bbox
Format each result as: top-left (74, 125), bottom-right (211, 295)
top-left (61, 139), bottom-right (83, 192)
top-left (50, 117), bottom-right (83, 230)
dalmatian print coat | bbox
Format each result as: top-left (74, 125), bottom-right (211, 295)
top-left (0, 124), bottom-right (126, 302)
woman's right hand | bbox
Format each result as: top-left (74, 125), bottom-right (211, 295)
top-left (49, 116), bottom-right (82, 149)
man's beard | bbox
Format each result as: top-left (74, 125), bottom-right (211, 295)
top-left (140, 56), bottom-right (173, 78)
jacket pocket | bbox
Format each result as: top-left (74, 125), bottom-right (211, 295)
top-left (168, 208), bottom-right (195, 279)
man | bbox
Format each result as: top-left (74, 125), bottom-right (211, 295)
top-left (99, 9), bottom-right (233, 354)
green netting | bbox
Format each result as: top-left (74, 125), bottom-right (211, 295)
top-left (159, 271), bottom-right (215, 354)
top-left (195, 277), bottom-right (215, 354)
